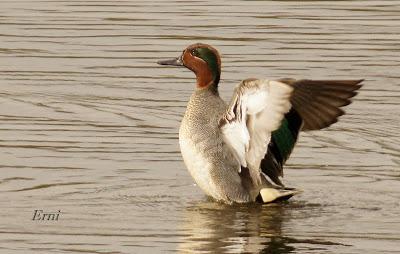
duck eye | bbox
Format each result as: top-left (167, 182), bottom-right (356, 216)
top-left (191, 49), bottom-right (197, 56)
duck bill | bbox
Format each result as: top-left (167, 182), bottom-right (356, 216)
top-left (157, 57), bottom-right (183, 66)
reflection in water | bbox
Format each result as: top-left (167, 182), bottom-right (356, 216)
top-left (179, 201), bottom-right (293, 253)
top-left (179, 200), bottom-right (348, 253)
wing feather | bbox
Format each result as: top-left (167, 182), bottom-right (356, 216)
top-left (221, 78), bottom-right (363, 188)
top-left (220, 79), bottom-right (293, 183)
top-left (282, 79), bottom-right (363, 131)
top-left (261, 79), bottom-right (363, 186)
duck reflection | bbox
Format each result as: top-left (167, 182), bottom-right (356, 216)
top-left (178, 200), bottom-right (296, 253)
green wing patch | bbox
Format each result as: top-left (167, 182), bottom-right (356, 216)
top-left (272, 109), bottom-right (302, 163)
top-left (260, 109), bottom-right (302, 186)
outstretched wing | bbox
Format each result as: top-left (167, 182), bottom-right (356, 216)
top-left (220, 78), bottom-right (364, 187)
top-left (219, 79), bottom-right (293, 185)
top-left (280, 79), bottom-right (363, 130)
top-left (261, 79), bottom-right (364, 186)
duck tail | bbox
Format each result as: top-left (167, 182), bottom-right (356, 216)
top-left (257, 187), bottom-right (302, 203)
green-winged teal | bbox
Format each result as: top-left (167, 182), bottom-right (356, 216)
top-left (158, 43), bottom-right (363, 204)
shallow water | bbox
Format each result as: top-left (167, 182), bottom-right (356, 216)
top-left (0, 0), bottom-right (399, 253)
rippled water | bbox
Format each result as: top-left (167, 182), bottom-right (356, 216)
top-left (1, 0), bottom-right (399, 253)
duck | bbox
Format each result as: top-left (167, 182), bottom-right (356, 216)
top-left (157, 43), bottom-right (363, 204)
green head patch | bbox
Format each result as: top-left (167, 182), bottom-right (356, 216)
top-left (192, 47), bottom-right (220, 85)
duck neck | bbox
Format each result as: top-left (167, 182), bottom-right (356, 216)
top-left (195, 65), bottom-right (220, 90)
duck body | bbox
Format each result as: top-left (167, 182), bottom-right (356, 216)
top-left (158, 43), bottom-right (363, 204)
top-left (179, 87), bottom-right (254, 203)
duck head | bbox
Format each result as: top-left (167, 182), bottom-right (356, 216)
top-left (157, 43), bottom-right (221, 89)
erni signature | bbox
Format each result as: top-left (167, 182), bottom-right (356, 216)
top-left (32, 209), bottom-right (61, 221)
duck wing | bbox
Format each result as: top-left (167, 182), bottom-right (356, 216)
top-left (262, 79), bottom-right (363, 186)
top-left (220, 78), bottom-right (363, 187)
top-left (279, 79), bottom-right (363, 130)
top-left (219, 79), bottom-right (293, 185)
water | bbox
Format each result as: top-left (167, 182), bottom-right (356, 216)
top-left (0, 0), bottom-right (399, 253)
